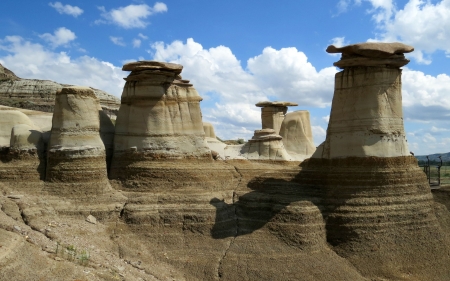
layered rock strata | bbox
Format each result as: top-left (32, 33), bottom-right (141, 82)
top-left (110, 61), bottom-right (212, 185)
top-left (279, 110), bottom-right (316, 161)
top-left (255, 101), bottom-right (297, 134)
top-left (203, 122), bottom-right (226, 159)
top-left (0, 63), bottom-right (120, 116)
top-left (46, 86), bottom-right (110, 195)
top-left (0, 110), bottom-right (45, 182)
top-left (299, 42), bottom-right (450, 280)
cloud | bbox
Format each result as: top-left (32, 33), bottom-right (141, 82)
top-left (138, 33), bottom-right (148, 40)
top-left (49, 2), bottom-right (83, 17)
top-left (132, 39), bottom-right (141, 48)
top-left (402, 67), bottom-right (450, 116)
top-left (109, 36), bottom-right (126, 46)
top-left (97, 3), bottom-right (167, 29)
top-left (345, 0), bottom-right (450, 64)
top-left (0, 36), bottom-right (124, 97)
top-left (39, 27), bottom-right (76, 48)
top-left (150, 38), bottom-right (337, 140)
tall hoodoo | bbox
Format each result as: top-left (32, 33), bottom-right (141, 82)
top-left (46, 86), bottom-right (109, 193)
top-left (110, 61), bottom-right (212, 183)
top-left (255, 101), bottom-right (297, 135)
top-left (314, 42), bottom-right (413, 159)
top-left (299, 42), bottom-right (450, 280)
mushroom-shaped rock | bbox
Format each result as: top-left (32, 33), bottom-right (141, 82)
top-left (327, 42), bottom-right (414, 68)
top-left (110, 61), bottom-right (213, 186)
top-left (300, 43), bottom-right (450, 280)
top-left (279, 110), bottom-right (315, 161)
top-left (255, 101), bottom-right (298, 135)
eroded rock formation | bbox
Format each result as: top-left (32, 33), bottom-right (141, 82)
top-left (0, 63), bottom-right (120, 116)
top-left (0, 110), bottom-right (45, 182)
top-left (256, 101), bottom-right (297, 135)
top-left (299, 42), bottom-right (450, 280)
top-left (279, 110), bottom-right (316, 161)
top-left (203, 122), bottom-right (226, 159)
top-left (46, 86), bottom-right (110, 195)
top-left (110, 61), bottom-right (212, 185)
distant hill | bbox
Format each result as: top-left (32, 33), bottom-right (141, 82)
top-left (415, 152), bottom-right (450, 164)
top-left (0, 63), bottom-right (120, 116)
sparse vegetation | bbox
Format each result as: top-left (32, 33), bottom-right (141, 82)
top-left (55, 242), bottom-right (90, 266)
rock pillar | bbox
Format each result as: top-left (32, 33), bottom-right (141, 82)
top-left (299, 42), bottom-right (450, 280)
top-left (46, 86), bottom-right (109, 194)
top-left (255, 101), bottom-right (297, 135)
top-left (110, 61), bottom-right (214, 187)
top-left (279, 110), bottom-right (315, 161)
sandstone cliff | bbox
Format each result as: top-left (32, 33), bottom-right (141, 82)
top-left (0, 63), bottom-right (120, 116)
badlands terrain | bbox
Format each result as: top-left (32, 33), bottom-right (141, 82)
top-left (1, 42), bottom-right (450, 281)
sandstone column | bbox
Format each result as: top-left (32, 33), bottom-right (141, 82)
top-left (299, 42), bottom-right (450, 280)
top-left (255, 101), bottom-right (297, 135)
top-left (279, 110), bottom-right (315, 161)
top-left (110, 61), bottom-right (214, 187)
top-left (46, 86), bottom-right (109, 194)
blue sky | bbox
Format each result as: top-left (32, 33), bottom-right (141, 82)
top-left (1, 0), bottom-right (450, 155)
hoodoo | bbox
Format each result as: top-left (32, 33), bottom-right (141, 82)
top-left (46, 86), bottom-right (110, 194)
top-left (109, 61), bottom-right (230, 189)
top-left (255, 101), bottom-right (297, 135)
top-left (299, 42), bottom-right (450, 280)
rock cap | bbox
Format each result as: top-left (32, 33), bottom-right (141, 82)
top-left (57, 86), bottom-right (97, 99)
top-left (256, 101), bottom-right (298, 107)
top-left (122, 61), bottom-right (183, 74)
top-left (326, 42), bottom-right (414, 58)
top-left (328, 42), bottom-right (414, 69)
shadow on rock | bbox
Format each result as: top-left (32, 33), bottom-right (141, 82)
top-left (210, 170), bottom-right (323, 240)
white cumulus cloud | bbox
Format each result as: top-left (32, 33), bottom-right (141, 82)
top-left (132, 39), bottom-right (141, 48)
top-left (150, 38), bottom-right (337, 140)
top-left (97, 3), bottom-right (168, 29)
top-left (39, 27), bottom-right (76, 48)
top-left (0, 36), bottom-right (124, 97)
top-left (49, 2), bottom-right (83, 17)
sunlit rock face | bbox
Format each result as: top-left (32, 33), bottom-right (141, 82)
top-left (110, 61), bottom-right (212, 185)
top-left (46, 86), bottom-right (109, 194)
top-left (0, 110), bottom-right (45, 182)
top-left (299, 42), bottom-right (450, 280)
top-left (279, 110), bottom-right (315, 161)
top-left (203, 122), bottom-right (226, 159)
top-left (314, 42), bottom-right (412, 159)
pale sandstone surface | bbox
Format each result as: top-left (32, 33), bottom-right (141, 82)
top-left (279, 110), bottom-right (316, 161)
top-left (203, 122), bottom-right (227, 159)
top-left (0, 63), bottom-right (120, 116)
top-left (0, 105), bottom-right (53, 131)
top-left (313, 67), bottom-right (409, 158)
top-left (0, 110), bottom-right (36, 147)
